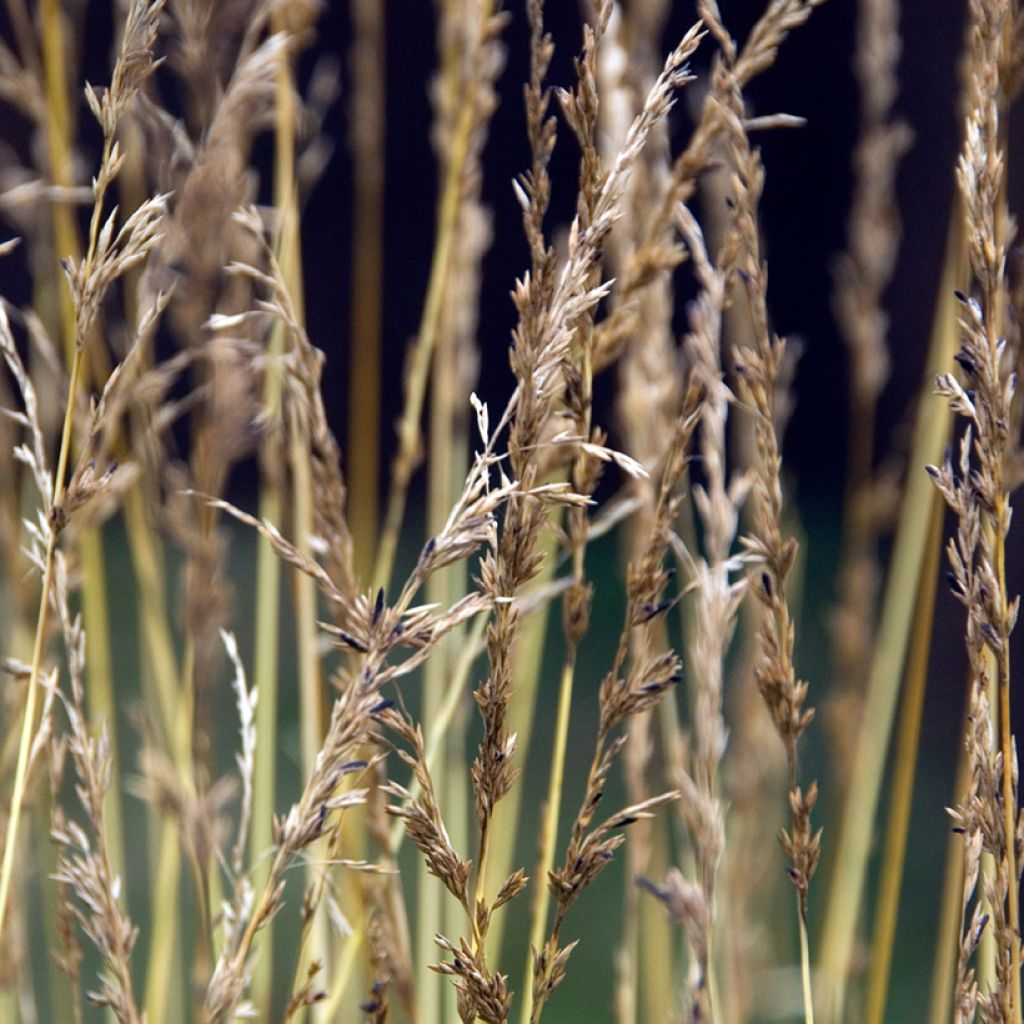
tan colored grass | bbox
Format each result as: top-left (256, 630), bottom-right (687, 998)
top-left (5, 2), bottom-right (1024, 1024)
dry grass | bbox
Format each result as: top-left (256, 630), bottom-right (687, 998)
top-left (2, 1), bottom-right (1024, 1023)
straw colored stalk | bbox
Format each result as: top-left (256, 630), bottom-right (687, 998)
top-left (0, 0), bottom-right (166, 947)
top-left (272, 10), bottom-right (329, 1013)
top-left (40, 0), bottom-right (125, 903)
top-left (702, 7), bottom-right (820, 1017)
top-left (536, 388), bottom-right (701, 1024)
top-left (425, 4), bottom-right (497, 1019)
top-left (2, 268), bottom-right (168, 1023)
top-left (593, 6), bottom-right (683, 1018)
top-left (929, 1), bottom-right (1020, 1018)
top-left (373, 0), bottom-right (503, 593)
top-left (347, 0), bottom-right (385, 581)
top-left (828, 0), bottom-right (911, 794)
top-left (416, 2), bottom-right (500, 1017)
top-left (523, 3), bottom-right (618, 1019)
top-left (51, 552), bottom-right (143, 1024)
top-left (670, 206), bottom-right (749, 1024)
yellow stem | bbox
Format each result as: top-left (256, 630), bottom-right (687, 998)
top-left (419, 268), bottom-right (462, 1022)
top-left (864, 492), bottom-right (942, 1024)
top-left (994, 494), bottom-right (1022, 1023)
top-left (818, 205), bottom-right (965, 1022)
top-left (42, 0), bottom-right (125, 896)
top-left (144, 821), bottom-right (183, 1024)
top-left (520, 654), bottom-right (576, 1024)
top-left (927, 702), bottom-right (970, 1024)
top-left (800, 907), bottom-right (815, 1024)
top-left (348, 0), bottom-right (385, 584)
top-left (372, 0), bottom-right (495, 594)
top-left (247, 478), bottom-right (281, 1016)
top-left (0, 344), bottom-right (82, 942)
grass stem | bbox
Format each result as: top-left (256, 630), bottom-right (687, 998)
top-left (520, 653), bottom-right (576, 1024)
top-left (0, 343), bottom-right (82, 942)
top-left (818, 206), bottom-right (965, 1021)
top-left (372, 0), bottom-right (495, 594)
top-left (864, 492), bottom-right (942, 1024)
top-left (348, 0), bottom-right (385, 584)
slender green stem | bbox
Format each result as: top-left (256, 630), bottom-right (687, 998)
top-left (419, 246), bottom-right (464, 1023)
top-left (123, 484), bottom-right (186, 1022)
top-left (144, 819), bottom-right (184, 1024)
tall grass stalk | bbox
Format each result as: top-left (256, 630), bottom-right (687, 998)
top-left (928, 706), bottom-right (971, 1024)
top-left (864, 491), bottom-right (943, 1024)
top-left (0, 343), bottom-right (81, 937)
top-left (372, 0), bottom-right (497, 594)
top-left (818, 207), bottom-right (965, 1019)
top-left (40, 0), bottom-right (125, 893)
top-left (275, 26), bottom-right (332, 1015)
top-left (347, 0), bottom-right (385, 583)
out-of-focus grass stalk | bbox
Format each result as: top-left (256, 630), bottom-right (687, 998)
top-left (282, 24), bottom-right (336, 1019)
top-left (638, 802), bottom-right (674, 1022)
top-left (125, 488), bottom-right (186, 1024)
top-left (113, 100), bottom-right (188, 988)
top-left (372, 0), bottom-right (494, 594)
top-left (252, 27), bottom-right (326, 1018)
top-left (519, 649), bottom-right (576, 1024)
top-left (927, 702), bottom-right (970, 1024)
top-left (145, 814), bottom-right (184, 1024)
top-left (40, 0), bottom-right (124, 893)
top-left (443, 693), bottom-right (470, 1024)
top-left (818, 208), bottom-right (965, 1021)
top-left (419, 297), bottom-right (461, 1024)
top-left (173, 638), bottom-right (215, 991)
top-left (422, 113), bottom-right (484, 997)
top-left (416, 5), bottom-right (459, 1006)
top-left (348, 0), bottom-right (385, 584)
top-left (319, 918), bottom-right (367, 1021)
top-left (248, 372), bottom-right (283, 1018)
top-left (0, 342), bottom-right (82, 946)
top-left (864, 491), bottom-right (941, 1024)
top-left (39, 0), bottom-right (76, 371)
top-left (337, 6), bottom-right (387, 1010)
top-left (36, 5), bottom-right (131, 1012)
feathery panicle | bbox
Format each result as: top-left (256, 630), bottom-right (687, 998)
top-left (931, 1), bottom-right (1021, 1018)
